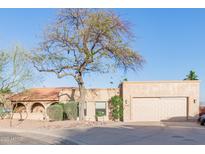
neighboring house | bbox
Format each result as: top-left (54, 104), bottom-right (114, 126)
top-left (8, 80), bottom-right (200, 122)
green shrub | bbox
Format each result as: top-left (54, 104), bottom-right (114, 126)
top-left (110, 96), bottom-right (123, 121)
top-left (63, 101), bottom-right (78, 120)
top-left (96, 110), bottom-right (105, 117)
top-left (47, 104), bottom-right (64, 121)
top-left (0, 107), bottom-right (5, 119)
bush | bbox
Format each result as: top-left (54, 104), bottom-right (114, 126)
top-left (47, 101), bottom-right (78, 121)
top-left (47, 104), bottom-right (64, 121)
top-left (63, 101), bottom-right (78, 120)
top-left (110, 96), bottom-right (123, 121)
top-left (96, 110), bottom-right (105, 117)
top-left (0, 107), bottom-right (5, 119)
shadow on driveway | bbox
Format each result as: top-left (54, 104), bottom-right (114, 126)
top-left (53, 122), bottom-right (205, 145)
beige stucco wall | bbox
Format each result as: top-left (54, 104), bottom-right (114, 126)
top-left (122, 81), bottom-right (200, 122)
top-left (12, 112), bottom-right (46, 121)
top-left (12, 101), bottom-right (55, 113)
top-left (59, 88), bottom-right (120, 102)
top-left (59, 88), bottom-right (120, 121)
top-left (11, 81), bottom-right (200, 122)
top-left (11, 88), bottom-right (119, 121)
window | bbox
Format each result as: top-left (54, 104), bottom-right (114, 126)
top-left (95, 101), bottom-right (106, 117)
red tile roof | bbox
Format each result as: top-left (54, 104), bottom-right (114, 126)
top-left (9, 87), bottom-right (68, 102)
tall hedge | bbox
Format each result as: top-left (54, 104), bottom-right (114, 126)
top-left (63, 101), bottom-right (78, 120)
top-left (47, 104), bottom-right (64, 121)
top-left (110, 96), bottom-right (123, 121)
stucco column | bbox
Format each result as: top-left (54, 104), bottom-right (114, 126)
top-left (188, 97), bottom-right (199, 119)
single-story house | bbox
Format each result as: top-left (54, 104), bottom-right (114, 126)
top-left (8, 80), bottom-right (200, 122)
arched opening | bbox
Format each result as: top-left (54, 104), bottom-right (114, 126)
top-left (31, 103), bottom-right (45, 113)
top-left (50, 102), bottom-right (59, 106)
top-left (13, 103), bottom-right (26, 113)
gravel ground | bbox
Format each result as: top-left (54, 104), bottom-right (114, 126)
top-left (0, 119), bottom-right (115, 145)
top-left (0, 119), bottom-right (114, 130)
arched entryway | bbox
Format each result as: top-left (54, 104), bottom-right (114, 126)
top-left (50, 102), bottom-right (59, 106)
top-left (31, 103), bottom-right (45, 113)
top-left (13, 103), bottom-right (26, 113)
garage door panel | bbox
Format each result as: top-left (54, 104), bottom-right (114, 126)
top-left (132, 97), bottom-right (187, 121)
top-left (132, 98), bottom-right (160, 121)
top-left (160, 98), bottom-right (187, 121)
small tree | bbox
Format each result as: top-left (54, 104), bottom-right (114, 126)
top-left (0, 46), bottom-right (37, 94)
top-left (110, 96), bottom-right (123, 121)
top-left (30, 9), bottom-right (144, 121)
top-left (0, 45), bottom-right (38, 126)
top-left (184, 70), bottom-right (199, 80)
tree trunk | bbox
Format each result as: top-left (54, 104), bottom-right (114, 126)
top-left (78, 78), bottom-right (86, 121)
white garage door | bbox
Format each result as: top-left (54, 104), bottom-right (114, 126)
top-left (132, 97), bottom-right (187, 121)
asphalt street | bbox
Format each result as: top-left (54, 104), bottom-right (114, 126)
top-left (0, 131), bottom-right (77, 145)
top-left (0, 132), bottom-right (49, 145)
top-left (1, 122), bottom-right (205, 145)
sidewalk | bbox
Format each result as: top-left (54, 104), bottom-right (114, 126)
top-left (0, 127), bottom-right (83, 145)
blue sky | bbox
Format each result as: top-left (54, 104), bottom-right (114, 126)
top-left (0, 9), bottom-right (205, 102)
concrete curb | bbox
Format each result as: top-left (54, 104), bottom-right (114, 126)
top-left (163, 125), bottom-right (205, 130)
top-left (0, 128), bottom-right (85, 145)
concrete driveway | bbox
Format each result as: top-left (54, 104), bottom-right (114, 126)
top-left (48, 121), bottom-right (205, 145)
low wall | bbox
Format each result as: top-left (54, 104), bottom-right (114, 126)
top-left (12, 113), bottom-right (46, 121)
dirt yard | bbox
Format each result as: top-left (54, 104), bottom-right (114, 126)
top-left (0, 119), bottom-right (114, 130)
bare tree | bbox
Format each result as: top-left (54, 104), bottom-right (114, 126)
top-left (0, 46), bottom-right (35, 94)
top-left (0, 45), bottom-right (38, 126)
top-left (30, 9), bottom-right (144, 120)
